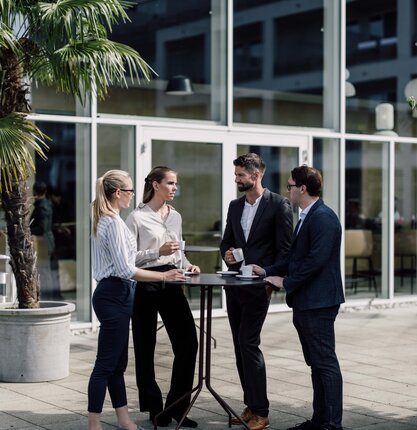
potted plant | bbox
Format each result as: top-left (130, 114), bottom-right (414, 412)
top-left (0, 0), bottom-right (151, 382)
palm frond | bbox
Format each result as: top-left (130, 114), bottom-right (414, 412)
top-left (0, 20), bottom-right (18, 51)
top-left (33, 39), bottom-right (153, 101)
top-left (36, 0), bottom-right (133, 41)
top-left (0, 113), bottom-right (48, 193)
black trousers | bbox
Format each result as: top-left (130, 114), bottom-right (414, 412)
top-left (293, 306), bottom-right (343, 429)
top-left (132, 270), bottom-right (198, 418)
top-left (88, 277), bottom-right (135, 413)
top-left (225, 285), bottom-right (270, 417)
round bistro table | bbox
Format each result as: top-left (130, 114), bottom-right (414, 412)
top-left (154, 273), bottom-right (266, 430)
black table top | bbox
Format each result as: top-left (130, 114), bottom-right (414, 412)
top-left (167, 273), bottom-right (265, 287)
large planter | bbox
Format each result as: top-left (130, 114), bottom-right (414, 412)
top-left (0, 301), bottom-right (75, 382)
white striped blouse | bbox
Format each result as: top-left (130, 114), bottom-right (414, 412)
top-left (92, 214), bottom-right (137, 283)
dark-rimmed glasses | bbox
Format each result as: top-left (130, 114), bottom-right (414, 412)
top-left (120, 189), bottom-right (135, 194)
top-left (286, 184), bottom-right (297, 191)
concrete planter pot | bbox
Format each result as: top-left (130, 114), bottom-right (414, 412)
top-left (0, 301), bottom-right (75, 382)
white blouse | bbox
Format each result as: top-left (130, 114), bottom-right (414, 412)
top-left (125, 203), bottom-right (191, 269)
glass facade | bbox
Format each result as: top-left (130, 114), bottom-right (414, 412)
top-left (22, 0), bottom-right (417, 328)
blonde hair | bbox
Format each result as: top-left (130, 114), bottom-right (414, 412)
top-left (91, 170), bottom-right (131, 236)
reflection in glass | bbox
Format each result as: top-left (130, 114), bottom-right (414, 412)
top-left (346, 0), bottom-right (417, 136)
top-left (344, 140), bottom-right (384, 298)
top-left (394, 142), bottom-right (417, 295)
top-left (233, 0), bottom-right (331, 128)
top-left (152, 140), bottom-right (222, 310)
top-left (31, 83), bottom-right (76, 116)
top-left (98, 1), bottom-right (215, 121)
top-left (97, 125), bottom-right (136, 219)
top-left (34, 122), bottom-right (91, 322)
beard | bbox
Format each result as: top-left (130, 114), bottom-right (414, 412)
top-left (237, 183), bottom-right (254, 192)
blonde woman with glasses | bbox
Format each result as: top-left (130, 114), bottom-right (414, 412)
top-left (88, 170), bottom-right (185, 430)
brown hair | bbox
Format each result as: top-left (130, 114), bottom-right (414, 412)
top-left (291, 165), bottom-right (322, 197)
top-left (233, 153), bottom-right (266, 174)
top-left (143, 166), bottom-right (176, 203)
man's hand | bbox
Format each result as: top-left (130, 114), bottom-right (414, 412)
top-left (224, 248), bottom-right (237, 265)
top-left (252, 264), bottom-right (266, 277)
top-left (264, 276), bottom-right (284, 289)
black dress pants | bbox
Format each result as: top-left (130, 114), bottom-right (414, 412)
top-left (132, 275), bottom-right (198, 419)
top-left (293, 305), bottom-right (343, 429)
top-left (88, 277), bottom-right (135, 413)
top-left (225, 284), bottom-right (270, 417)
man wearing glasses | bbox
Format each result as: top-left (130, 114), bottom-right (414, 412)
top-left (254, 165), bottom-right (345, 430)
top-left (220, 153), bottom-right (293, 430)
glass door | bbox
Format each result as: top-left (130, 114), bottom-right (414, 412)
top-left (140, 127), bottom-right (309, 314)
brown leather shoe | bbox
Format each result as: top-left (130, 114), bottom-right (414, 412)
top-left (231, 407), bottom-right (253, 425)
top-left (247, 414), bottom-right (270, 430)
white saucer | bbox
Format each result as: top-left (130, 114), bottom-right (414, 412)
top-left (216, 271), bottom-right (239, 276)
top-left (236, 274), bottom-right (260, 280)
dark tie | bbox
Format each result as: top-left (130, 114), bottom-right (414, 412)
top-left (295, 213), bottom-right (306, 236)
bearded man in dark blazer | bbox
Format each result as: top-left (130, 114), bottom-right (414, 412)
top-left (254, 165), bottom-right (345, 430)
top-left (220, 153), bottom-right (293, 430)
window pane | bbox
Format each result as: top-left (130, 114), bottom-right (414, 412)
top-left (31, 84), bottom-right (77, 115)
top-left (97, 125), bottom-right (136, 219)
top-left (313, 138), bottom-right (340, 216)
top-left (98, 1), bottom-right (218, 121)
top-left (34, 122), bottom-right (91, 322)
top-left (346, 0), bottom-right (417, 137)
top-left (394, 142), bottom-right (417, 296)
top-left (344, 140), bottom-right (385, 299)
top-left (152, 140), bottom-right (222, 310)
top-left (234, 1), bottom-right (333, 128)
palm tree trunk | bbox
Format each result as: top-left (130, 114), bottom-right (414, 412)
top-left (2, 179), bottom-right (39, 309)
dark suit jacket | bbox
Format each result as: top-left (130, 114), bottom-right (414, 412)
top-left (265, 199), bottom-right (345, 310)
top-left (220, 188), bottom-right (293, 270)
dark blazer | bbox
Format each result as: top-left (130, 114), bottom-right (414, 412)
top-left (265, 199), bottom-right (345, 310)
top-left (220, 188), bottom-right (293, 269)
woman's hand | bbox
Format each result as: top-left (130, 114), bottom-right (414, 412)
top-left (164, 269), bottom-right (186, 282)
top-left (185, 265), bottom-right (200, 274)
top-left (159, 241), bottom-right (180, 256)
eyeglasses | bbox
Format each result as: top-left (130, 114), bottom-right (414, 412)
top-left (120, 189), bottom-right (135, 194)
top-left (286, 184), bottom-right (297, 191)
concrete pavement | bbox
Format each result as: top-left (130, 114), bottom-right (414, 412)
top-left (1, 303), bottom-right (417, 429)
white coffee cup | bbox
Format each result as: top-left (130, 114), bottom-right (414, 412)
top-left (232, 248), bottom-right (244, 262)
top-left (240, 265), bottom-right (253, 277)
top-left (178, 240), bottom-right (186, 251)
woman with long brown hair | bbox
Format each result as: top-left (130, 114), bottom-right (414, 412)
top-left (126, 166), bottom-right (199, 428)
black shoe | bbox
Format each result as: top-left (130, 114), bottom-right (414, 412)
top-left (287, 421), bottom-right (321, 430)
top-left (149, 412), bottom-right (172, 427)
top-left (173, 416), bottom-right (198, 428)
top-left (320, 426), bottom-right (343, 430)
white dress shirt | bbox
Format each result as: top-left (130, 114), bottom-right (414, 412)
top-left (241, 194), bottom-right (263, 241)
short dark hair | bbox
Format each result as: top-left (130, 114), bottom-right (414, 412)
top-left (33, 181), bottom-right (47, 196)
top-left (233, 153), bottom-right (266, 174)
top-left (291, 165), bottom-right (322, 197)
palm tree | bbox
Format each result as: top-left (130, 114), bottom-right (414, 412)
top-left (0, 0), bottom-right (151, 308)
